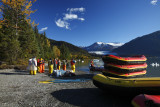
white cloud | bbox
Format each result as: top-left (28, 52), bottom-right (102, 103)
top-left (63, 14), bottom-right (78, 20)
top-left (63, 14), bottom-right (85, 21)
top-left (55, 7), bottom-right (85, 30)
top-left (55, 19), bottom-right (70, 29)
top-left (39, 27), bottom-right (48, 32)
top-left (78, 18), bottom-right (85, 21)
top-left (151, 0), bottom-right (158, 5)
top-left (67, 7), bottom-right (85, 13)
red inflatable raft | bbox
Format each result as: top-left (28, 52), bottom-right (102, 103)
top-left (102, 70), bottom-right (146, 78)
top-left (104, 63), bottom-right (147, 73)
top-left (102, 55), bottom-right (147, 65)
top-left (132, 94), bottom-right (160, 107)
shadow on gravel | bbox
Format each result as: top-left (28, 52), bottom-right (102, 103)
top-left (14, 70), bottom-right (28, 73)
top-left (0, 70), bottom-right (29, 75)
top-left (51, 88), bottom-right (134, 107)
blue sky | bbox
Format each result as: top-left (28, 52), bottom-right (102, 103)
top-left (31, 0), bottom-right (160, 46)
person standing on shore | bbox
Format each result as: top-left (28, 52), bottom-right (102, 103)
top-left (90, 60), bottom-right (94, 67)
top-left (39, 58), bottom-right (43, 73)
top-left (42, 58), bottom-right (45, 73)
top-left (53, 58), bottom-right (57, 70)
top-left (57, 59), bottom-right (61, 70)
top-left (31, 57), bottom-right (37, 75)
top-left (39, 58), bottom-right (45, 73)
top-left (70, 58), bottom-right (76, 72)
top-left (37, 59), bottom-right (40, 73)
top-left (63, 60), bottom-right (67, 71)
top-left (27, 58), bottom-right (32, 74)
top-left (48, 58), bottom-right (53, 74)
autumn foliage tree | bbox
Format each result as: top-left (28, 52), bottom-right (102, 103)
top-left (52, 46), bottom-right (60, 58)
top-left (0, 0), bottom-right (37, 30)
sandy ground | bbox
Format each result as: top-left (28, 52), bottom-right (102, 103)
top-left (0, 68), bottom-right (134, 107)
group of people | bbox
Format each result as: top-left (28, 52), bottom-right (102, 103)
top-left (48, 58), bottom-right (76, 75)
top-left (48, 58), bottom-right (62, 74)
top-left (27, 57), bottom-right (76, 76)
top-left (27, 57), bottom-right (45, 75)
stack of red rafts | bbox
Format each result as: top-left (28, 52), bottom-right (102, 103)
top-left (102, 55), bottom-right (147, 78)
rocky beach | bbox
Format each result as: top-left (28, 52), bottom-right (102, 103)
top-left (0, 68), bottom-right (134, 107)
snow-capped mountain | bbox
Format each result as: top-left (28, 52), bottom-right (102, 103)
top-left (83, 42), bottom-right (124, 51)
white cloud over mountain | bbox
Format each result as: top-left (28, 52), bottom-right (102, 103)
top-left (55, 7), bottom-right (85, 30)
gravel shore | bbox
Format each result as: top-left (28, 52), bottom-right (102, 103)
top-left (0, 68), bottom-right (134, 107)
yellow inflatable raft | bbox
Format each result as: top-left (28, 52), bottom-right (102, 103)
top-left (93, 74), bottom-right (160, 94)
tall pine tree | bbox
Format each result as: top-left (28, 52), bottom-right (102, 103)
top-left (60, 44), bottom-right (70, 60)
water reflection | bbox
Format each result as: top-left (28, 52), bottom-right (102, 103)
top-left (76, 57), bottom-right (160, 77)
top-left (76, 59), bottom-right (104, 74)
top-left (146, 57), bottom-right (160, 77)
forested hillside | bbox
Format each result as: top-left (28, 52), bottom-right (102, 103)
top-left (49, 39), bottom-right (90, 56)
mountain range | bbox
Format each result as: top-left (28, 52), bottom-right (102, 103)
top-left (82, 42), bottom-right (124, 51)
top-left (112, 31), bottom-right (160, 56)
top-left (49, 30), bottom-right (160, 57)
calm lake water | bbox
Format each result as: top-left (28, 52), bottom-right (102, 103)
top-left (76, 57), bottom-right (160, 77)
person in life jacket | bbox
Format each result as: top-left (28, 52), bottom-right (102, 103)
top-left (39, 58), bottom-right (43, 73)
top-left (48, 58), bottom-right (53, 74)
top-left (70, 58), bottom-right (76, 72)
top-left (63, 60), bottom-right (67, 71)
top-left (57, 59), bottom-right (61, 70)
top-left (42, 58), bottom-right (45, 73)
top-left (90, 60), bottom-right (94, 67)
top-left (31, 57), bottom-right (37, 75)
top-left (37, 59), bottom-right (40, 72)
top-left (53, 58), bottom-right (57, 70)
top-left (27, 58), bottom-right (32, 74)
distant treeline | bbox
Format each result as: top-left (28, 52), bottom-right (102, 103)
top-left (0, 0), bottom-right (95, 65)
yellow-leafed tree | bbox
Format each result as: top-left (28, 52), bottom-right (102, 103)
top-left (0, 0), bottom-right (38, 35)
top-left (46, 39), bottom-right (50, 47)
top-left (52, 46), bottom-right (61, 58)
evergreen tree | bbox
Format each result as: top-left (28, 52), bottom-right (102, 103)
top-left (60, 44), bottom-right (70, 59)
top-left (18, 22), bottom-right (39, 59)
top-left (0, 0), bottom-right (38, 64)
top-left (0, 28), bottom-right (8, 61)
top-left (0, 6), bottom-right (21, 64)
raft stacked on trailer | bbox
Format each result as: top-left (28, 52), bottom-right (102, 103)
top-left (102, 55), bottom-right (147, 78)
top-left (102, 54), bottom-right (147, 65)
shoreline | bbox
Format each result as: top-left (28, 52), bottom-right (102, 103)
top-left (0, 69), bottom-right (133, 107)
